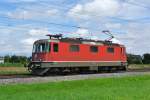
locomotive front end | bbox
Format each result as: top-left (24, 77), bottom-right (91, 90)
top-left (26, 40), bottom-right (50, 75)
top-left (32, 41), bottom-right (49, 62)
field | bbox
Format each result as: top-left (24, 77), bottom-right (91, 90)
top-left (0, 75), bottom-right (150, 100)
top-left (128, 64), bottom-right (150, 69)
top-left (0, 64), bottom-right (150, 75)
top-left (0, 63), bottom-right (24, 67)
top-left (0, 63), bottom-right (28, 75)
top-left (0, 67), bottom-right (28, 75)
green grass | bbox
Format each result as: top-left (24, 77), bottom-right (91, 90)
top-left (1, 75), bottom-right (150, 100)
top-left (0, 63), bottom-right (27, 75)
top-left (0, 70), bottom-right (29, 75)
top-left (0, 63), bottom-right (24, 67)
top-left (128, 64), bottom-right (150, 69)
top-left (0, 67), bottom-right (28, 75)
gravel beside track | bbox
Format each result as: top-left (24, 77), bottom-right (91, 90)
top-left (1, 71), bottom-right (150, 85)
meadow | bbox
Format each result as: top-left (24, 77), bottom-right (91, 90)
top-left (0, 63), bottom-right (150, 75)
top-left (128, 64), bottom-right (150, 69)
top-left (0, 75), bottom-right (150, 100)
top-left (0, 63), bottom-right (28, 75)
top-left (0, 63), bottom-right (24, 67)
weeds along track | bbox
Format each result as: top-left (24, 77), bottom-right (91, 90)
top-left (0, 68), bottom-right (150, 85)
top-left (1, 68), bottom-right (150, 79)
top-left (1, 67), bottom-right (150, 79)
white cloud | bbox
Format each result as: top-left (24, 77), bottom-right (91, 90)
top-left (76, 28), bottom-right (89, 37)
top-left (68, 0), bottom-right (121, 20)
top-left (7, 9), bottom-right (58, 19)
top-left (28, 28), bottom-right (50, 36)
top-left (21, 38), bottom-right (37, 45)
top-left (91, 36), bottom-right (99, 40)
top-left (118, 2), bottom-right (149, 19)
top-left (68, 0), bottom-right (150, 21)
top-left (69, 28), bottom-right (89, 38)
top-left (112, 22), bottom-right (150, 54)
top-left (8, 0), bottom-right (37, 3)
top-left (105, 23), bottom-right (121, 29)
top-left (20, 28), bottom-right (51, 54)
top-left (111, 38), bottom-right (122, 44)
top-left (7, 10), bottom-right (32, 19)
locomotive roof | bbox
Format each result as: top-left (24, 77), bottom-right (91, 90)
top-left (35, 37), bottom-right (124, 47)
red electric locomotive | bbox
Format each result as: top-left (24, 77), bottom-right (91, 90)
top-left (26, 32), bottom-right (127, 75)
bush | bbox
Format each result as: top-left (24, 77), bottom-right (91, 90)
top-left (127, 54), bottom-right (143, 64)
top-left (143, 53), bottom-right (150, 64)
top-left (4, 55), bottom-right (31, 64)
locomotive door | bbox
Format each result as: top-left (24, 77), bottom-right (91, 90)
top-left (51, 42), bottom-right (59, 61)
top-left (47, 42), bottom-right (52, 61)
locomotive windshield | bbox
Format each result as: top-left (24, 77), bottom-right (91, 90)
top-left (33, 42), bottom-right (49, 53)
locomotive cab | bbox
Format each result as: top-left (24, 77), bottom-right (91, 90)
top-left (32, 40), bottom-right (50, 62)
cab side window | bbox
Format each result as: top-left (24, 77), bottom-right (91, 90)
top-left (107, 47), bottom-right (114, 53)
top-left (53, 43), bottom-right (58, 52)
top-left (70, 45), bottom-right (80, 52)
top-left (48, 43), bottom-right (51, 52)
top-left (90, 46), bottom-right (98, 53)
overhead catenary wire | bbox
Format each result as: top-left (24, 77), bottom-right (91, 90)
top-left (0, 16), bottom-right (96, 35)
top-left (1, 0), bottom-right (150, 32)
top-left (0, 0), bottom-right (148, 47)
top-left (1, 0), bottom-right (150, 29)
top-left (5, 0), bottom-right (150, 23)
top-left (0, 15), bottom-right (90, 30)
top-left (28, 0), bottom-right (150, 22)
top-left (5, 0), bottom-right (148, 22)
top-left (124, 0), bottom-right (150, 10)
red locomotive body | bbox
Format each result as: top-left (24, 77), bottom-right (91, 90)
top-left (27, 34), bottom-right (127, 75)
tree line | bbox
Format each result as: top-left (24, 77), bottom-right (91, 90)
top-left (2, 53), bottom-right (150, 64)
top-left (4, 55), bottom-right (31, 64)
top-left (127, 53), bottom-right (150, 64)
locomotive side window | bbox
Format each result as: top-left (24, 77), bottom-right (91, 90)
top-left (121, 47), bottom-right (126, 55)
top-left (70, 45), bottom-right (79, 52)
top-left (45, 42), bottom-right (50, 52)
top-left (121, 48), bottom-right (123, 54)
top-left (53, 43), bottom-right (59, 52)
top-left (48, 43), bottom-right (51, 52)
top-left (41, 43), bottom-right (46, 52)
top-left (33, 42), bottom-right (50, 53)
top-left (107, 47), bottom-right (114, 53)
top-left (90, 46), bottom-right (98, 53)
top-left (33, 44), bottom-right (36, 53)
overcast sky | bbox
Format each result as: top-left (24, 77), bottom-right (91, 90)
top-left (0, 0), bottom-right (150, 56)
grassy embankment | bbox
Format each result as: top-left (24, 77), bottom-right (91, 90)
top-left (0, 63), bottom-right (28, 75)
top-left (0, 63), bottom-right (24, 67)
top-left (0, 75), bottom-right (150, 100)
top-left (128, 64), bottom-right (150, 69)
top-left (0, 63), bottom-right (150, 75)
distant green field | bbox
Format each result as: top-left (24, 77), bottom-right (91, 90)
top-left (0, 63), bottom-right (24, 67)
top-left (0, 64), bottom-right (149, 75)
top-left (128, 64), bottom-right (150, 69)
top-left (0, 67), bottom-right (28, 75)
top-left (1, 75), bottom-right (150, 100)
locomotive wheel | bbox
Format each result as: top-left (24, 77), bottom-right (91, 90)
top-left (121, 66), bottom-right (127, 71)
top-left (31, 68), bottom-right (50, 76)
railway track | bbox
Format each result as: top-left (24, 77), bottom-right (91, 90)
top-left (0, 68), bottom-right (150, 79)
top-left (0, 68), bottom-right (150, 85)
